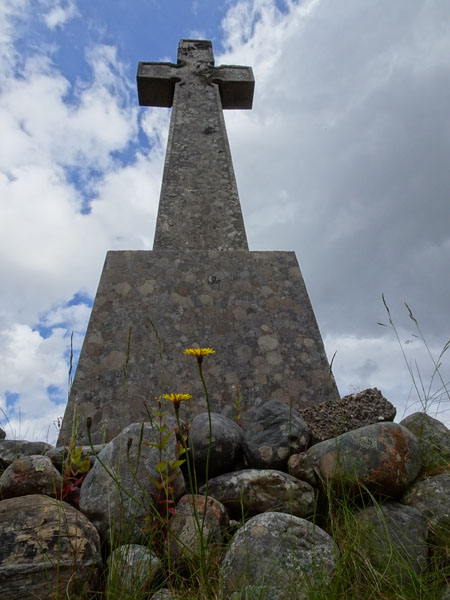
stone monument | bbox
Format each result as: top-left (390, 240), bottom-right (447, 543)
top-left (60, 39), bottom-right (339, 444)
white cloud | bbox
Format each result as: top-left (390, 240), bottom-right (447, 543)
top-left (43, 0), bottom-right (79, 30)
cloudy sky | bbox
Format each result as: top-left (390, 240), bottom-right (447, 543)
top-left (1, 0), bottom-right (449, 444)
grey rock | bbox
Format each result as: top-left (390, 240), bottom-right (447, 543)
top-left (79, 420), bottom-right (185, 543)
top-left (107, 544), bottom-right (161, 597)
top-left (149, 590), bottom-right (176, 600)
top-left (0, 455), bottom-right (62, 499)
top-left (167, 494), bottom-right (229, 562)
top-left (189, 412), bottom-right (244, 479)
top-left (0, 440), bottom-right (53, 469)
top-left (354, 501), bottom-right (428, 584)
top-left (0, 426), bottom-right (5, 440)
top-left (46, 444), bottom-right (106, 471)
top-left (307, 422), bottom-right (422, 497)
top-left (287, 452), bottom-right (318, 487)
top-left (300, 388), bottom-right (396, 444)
top-left (243, 400), bottom-right (310, 470)
top-left (400, 412), bottom-right (450, 469)
top-left (200, 469), bottom-right (315, 519)
top-left (221, 511), bottom-right (338, 600)
top-left (0, 494), bottom-right (101, 600)
top-left (402, 471), bottom-right (450, 549)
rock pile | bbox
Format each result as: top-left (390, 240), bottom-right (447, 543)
top-left (0, 391), bottom-right (449, 599)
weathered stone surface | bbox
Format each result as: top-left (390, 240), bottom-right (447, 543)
top-left (299, 388), bottom-right (396, 444)
top-left (200, 469), bottom-right (315, 519)
top-left (149, 590), bottom-right (176, 600)
top-left (221, 512), bottom-right (338, 599)
top-left (287, 452), bottom-right (318, 487)
top-left (0, 426), bottom-right (5, 439)
top-left (0, 455), bottom-right (62, 499)
top-left (243, 400), bottom-right (310, 470)
top-left (0, 494), bottom-right (101, 600)
top-left (139, 39), bottom-right (252, 252)
top-left (354, 501), bottom-right (428, 584)
top-left (47, 444), bottom-right (106, 471)
top-left (61, 250), bottom-right (339, 445)
top-left (402, 471), bottom-right (450, 549)
top-left (307, 422), bottom-right (422, 497)
top-left (79, 420), bottom-right (185, 542)
top-left (167, 494), bottom-right (229, 561)
top-left (400, 412), bottom-right (450, 468)
top-left (107, 544), bottom-right (161, 596)
top-left (0, 440), bottom-right (53, 469)
top-left (189, 412), bottom-right (243, 479)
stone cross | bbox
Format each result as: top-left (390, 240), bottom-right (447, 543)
top-left (137, 39), bottom-right (254, 251)
top-left (59, 39), bottom-right (339, 445)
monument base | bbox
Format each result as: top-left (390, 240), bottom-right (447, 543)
top-left (61, 250), bottom-right (339, 444)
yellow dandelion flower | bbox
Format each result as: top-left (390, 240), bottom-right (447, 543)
top-left (163, 393), bottom-right (192, 405)
top-left (184, 348), bottom-right (216, 357)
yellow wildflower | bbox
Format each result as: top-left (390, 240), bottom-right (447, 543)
top-left (163, 393), bottom-right (192, 405)
top-left (184, 348), bottom-right (216, 357)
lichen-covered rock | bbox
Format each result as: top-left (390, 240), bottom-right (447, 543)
top-left (188, 412), bottom-right (243, 479)
top-left (0, 494), bottom-right (101, 600)
top-left (299, 388), bottom-right (396, 444)
top-left (400, 412), bottom-right (450, 469)
top-left (354, 501), bottom-right (428, 584)
top-left (287, 452), bottom-right (318, 486)
top-left (79, 420), bottom-right (185, 543)
top-left (149, 589), bottom-right (176, 600)
top-left (402, 471), bottom-right (450, 550)
top-left (307, 422), bottom-right (422, 497)
top-left (107, 544), bottom-right (161, 597)
top-left (167, 494), bottom-right (229, 561)
top-left (243, 400), bottom-right (310, 470)
top-left (221, 512), bottom-right (338, 599)
top-left (0, 440), bottom-right (53, 469)
top-left (47, 444), bottom-right (106, 471)
top-left (0, 455), bottom-right (62, 499)
top-left (200, 469), bottom-right (315, 519)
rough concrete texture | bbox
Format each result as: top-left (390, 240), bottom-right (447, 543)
top-left (61, 250), bottom-right (339, 444)
top-left (299, 387), bottom-right (396, 444)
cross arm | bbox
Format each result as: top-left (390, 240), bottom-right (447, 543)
top-left (212, 65), bottom-right (255, 109)
top-left (137, 62), bottom-right (180, 107)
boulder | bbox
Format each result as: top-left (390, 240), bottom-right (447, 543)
top-left (0, 426), bottom-right (5, 439)
top-left (354, 501), bottom-right (428, 585)
top-left (188, 412), bottom-right (244, 479)
top-left (200, 469), bottom-right (315, 519)
top-left (221, 512), bottom-right (338, 599)
top-left (307, 422), bottom-right (422, 497)
top-left (0, 440), bottom-right (53, 469)
top-left (107, 544), bottom-right (161, 597)
top-left (402, 471), bottom-right (450, 550)
top-left (400, 412), bottom-right (450, 469)
top-left (167, 494), bottom-right (229, 561)
top-left (0, 455), bottom-right (62, 499)
top-left (287, 452), bottom-right (318, 487)
top-left (243, 400), bottom-right (310, 470)
top-left (79, 420), bottom-right (185, 544)
top-left (299, 388), bottom-right (396, 444)
top-left (0, 494), bottom-right (101, 600)
top-left (149, 590), bottom-right (176, 600)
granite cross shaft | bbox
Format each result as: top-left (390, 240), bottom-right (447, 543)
top-left (60, 39), bottom-right (339, 445)
top-left (137, 39), bottom-right (254, 251)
